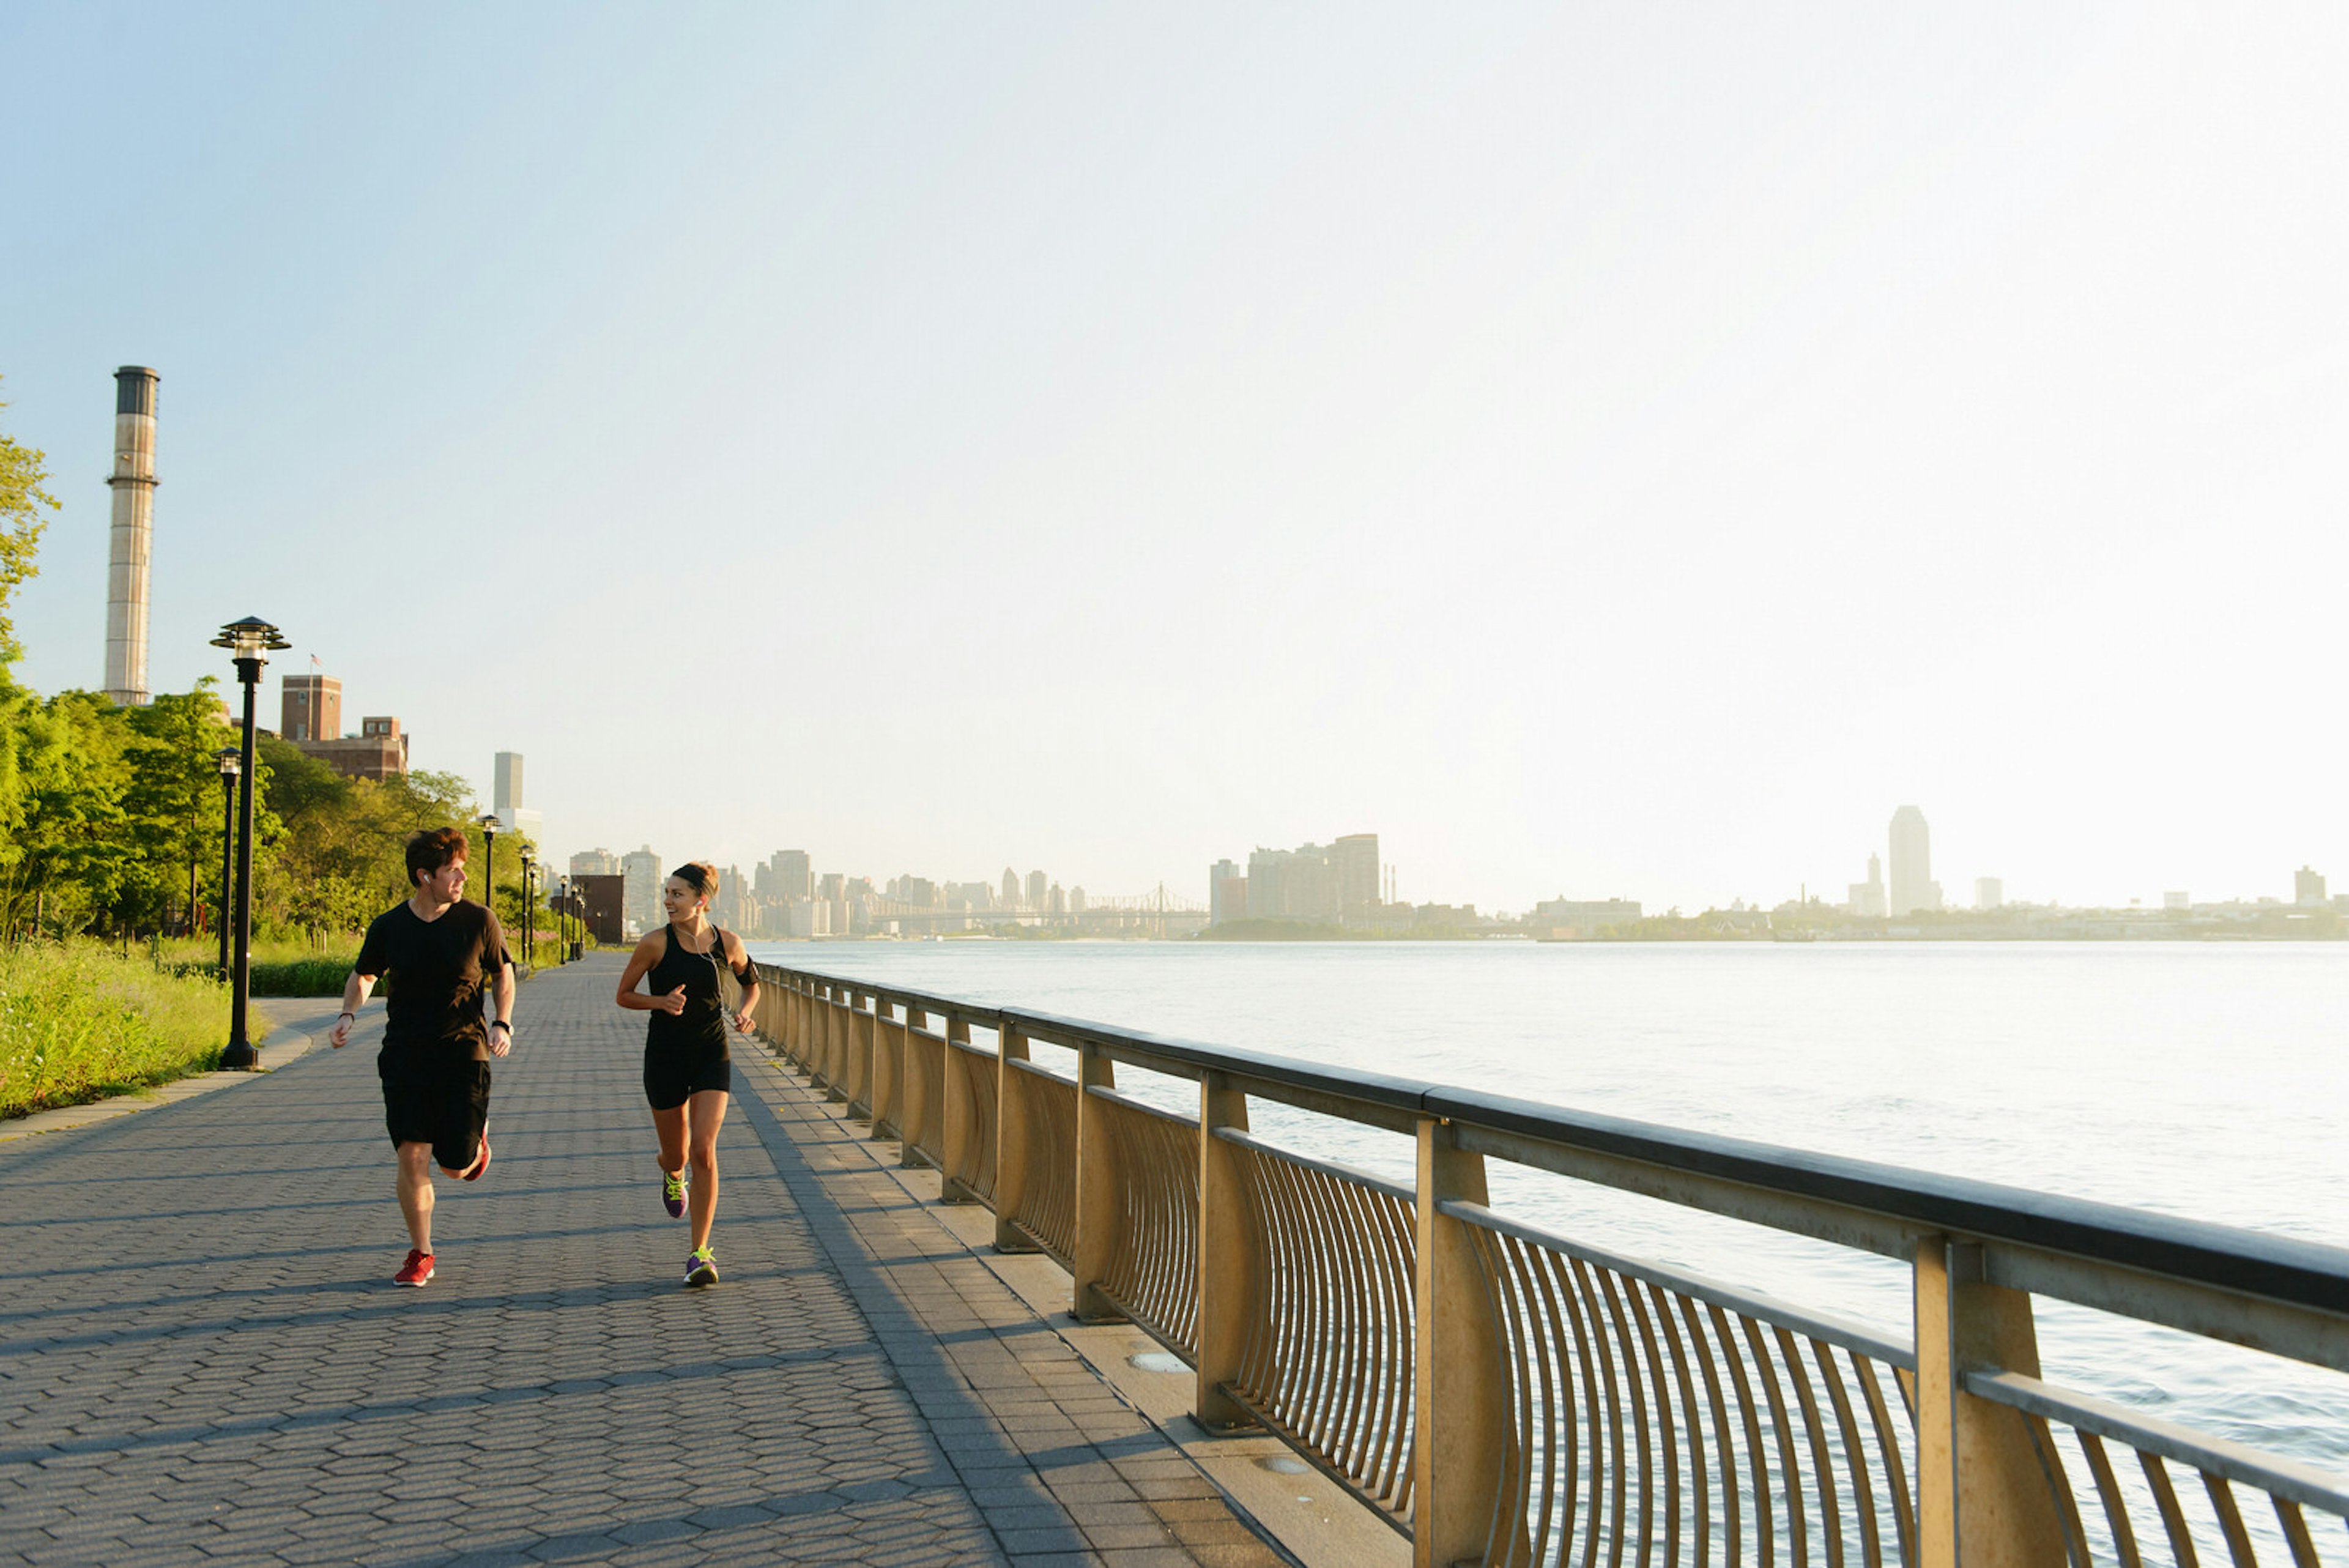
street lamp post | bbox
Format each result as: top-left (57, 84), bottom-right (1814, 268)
top-left (209, 615), bottom-right (289, 1070)
top-left (519, 848), bottom-right (535, 973)
top-left (215, 748), bottom-right (240, 973)
top-left (478, 812), bottom-right (500, 922)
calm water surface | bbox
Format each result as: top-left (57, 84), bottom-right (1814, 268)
top-left (744, 938), bottom-right (2349, 1471)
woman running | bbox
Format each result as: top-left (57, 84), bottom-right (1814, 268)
top-left (614, 861), bottom-right (760, 1286)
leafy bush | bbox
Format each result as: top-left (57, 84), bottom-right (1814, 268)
top-left (0, 940), bottom-right (272, 1120)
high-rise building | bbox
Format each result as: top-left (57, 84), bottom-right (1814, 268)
top-left (622, 845), bottom-right (661, 937)
top-left (1069, 886), bottom-right (1086, 913)
top-left (774, 850), bottom-right (812, 903)
top-left (1001, 868), bottom-right (1020, 908)
top-left (1209, 859), bottom-right (1245, 925)
top-left (1332, 834), bottom-right (1379, 924)
top-left (1026, 870), bottom-right (1047, 909)
top-left (281, 674), bottom-right (341, 743)
top-left (1847, 853), bottom-right (1887, 918)
top-left (571, 848), bottom-right (620, 877)
top-left (1887, 807), bottom-right (1940, 916)
top-left (491, 749), bottom-right (539, 838)
top-left (2296, 866), bottom-right (2328, 907)
top-left (2164, 890), bottom-right (2190, 911)
top-left (1974, 877), bottom-right (2003, 911)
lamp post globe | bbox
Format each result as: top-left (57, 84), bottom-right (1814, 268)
top-left (214, 748), bottom-right (240, 974)
top-left (209, 616), bottom-right (289, 1071)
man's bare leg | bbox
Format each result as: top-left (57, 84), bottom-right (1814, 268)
top-left (396, 1141), bottom-right (436, 1252)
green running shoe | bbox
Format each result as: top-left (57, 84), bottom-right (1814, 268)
top-left (684, 1246), bottom-right (718, 1287)
top-left (662, 1170), bottom-right (687, 1219)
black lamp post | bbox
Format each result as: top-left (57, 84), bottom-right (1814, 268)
top-left (209, 615), bottom-right (288, 1070)
top-left (519, 847), bottom-right (535, 973)
top-left (215, 748), bottom-right (240, 973)
top-left (478, 812), bottom-right (500, 920)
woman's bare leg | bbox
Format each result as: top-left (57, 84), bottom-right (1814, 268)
top-left (685, 1089), bottom-right (727, 1253)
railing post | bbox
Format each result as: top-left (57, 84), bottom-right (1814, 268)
top-left (849, 992), bottom-right (875, 1121)
top-left (824, 986), bottom-right (848, 1102)
top-left (1413, 1117), bottom-right (1508, 1568)
top-left (897, 1005), bottom-right (926, 1164)
top-left (992, 1024), bottom-right (1037, 1252)
top-left (940, 1018), bottom-right (975, 1202)
top-left (1913, 1236), bottom-right (2065, 1568)
top-left (1071, 1041), bottom-right (1125, 1323)
top-left (1194, 1071), bottom-right (1257, 1431)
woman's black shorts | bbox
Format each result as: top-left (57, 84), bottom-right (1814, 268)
top-left (379, 1053), bottom-right (492, 1172)
top-left (645, 1038), bottom-right (731, 1112)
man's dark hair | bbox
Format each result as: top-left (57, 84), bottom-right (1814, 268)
top-left (406, 827), bottom-right (470, 888)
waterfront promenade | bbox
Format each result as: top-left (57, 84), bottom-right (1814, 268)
top-left (0, 957), bottom-right (1295, 1567)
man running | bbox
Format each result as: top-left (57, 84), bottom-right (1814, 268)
top-left (330, 826), bottom-right (516, 1287)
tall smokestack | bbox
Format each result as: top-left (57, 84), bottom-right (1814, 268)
top-left (104, 366), bottom-right (159, 706)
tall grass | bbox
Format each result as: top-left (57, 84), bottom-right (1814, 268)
top-left (0, 942), bottom-right (273, 1120)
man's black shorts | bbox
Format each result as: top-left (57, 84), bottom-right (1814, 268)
top-left (644, 1038), bottom-right (730, 1112)
top-left (379, 1053), bottom-right (491, 1172)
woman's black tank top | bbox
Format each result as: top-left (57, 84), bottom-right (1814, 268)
top-left (645, 924), bottom-right (738, 1053)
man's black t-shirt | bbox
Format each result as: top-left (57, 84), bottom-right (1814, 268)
top-left (354, 899), bottom-right (511, 1063)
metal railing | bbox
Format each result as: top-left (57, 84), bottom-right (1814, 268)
top-left (746, 964), bottom-right (2349, 1568)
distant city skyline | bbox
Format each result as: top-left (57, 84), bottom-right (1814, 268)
top-left (6, 9), bottom-right (2342, 915)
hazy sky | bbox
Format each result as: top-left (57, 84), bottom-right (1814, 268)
top-left (4, 5), bottom-right (2343, 913)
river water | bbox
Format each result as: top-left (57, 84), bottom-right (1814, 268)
top-left (743, 938), bottom-right (2349, 1480)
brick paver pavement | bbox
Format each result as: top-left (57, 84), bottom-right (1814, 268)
top-left (0, 956), bottom-right (1290, 1567)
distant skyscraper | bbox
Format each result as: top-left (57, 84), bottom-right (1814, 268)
top-left (622, 845), bottom-right (661, 936)
top-left (774, 850), bottom-right (812, 902)
top-left (1026, 869), bottom-right (1047, 909)
top-left (1001, 868), bottom-right (1020, 908)
top-left (492, 751), bottom-right (540, 839)
top-left (1209, 858), bottom-right (1245, 925)
top-left (1887, 807), bottom-right (1940, 916)
top-left (1332, 834), bottom-right (1379, 924)
top-left (1975, 877), bottom-right (2003, 911)
top-left (571, 847), bottom-right (620, 877)
top-left (2296, 866), bottom-right (2328, 907)
top-left (2163, 890), bottom-right (2190, 911)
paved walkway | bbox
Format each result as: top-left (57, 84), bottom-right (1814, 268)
top-left (0, 957), bottom-right (1292, 1567)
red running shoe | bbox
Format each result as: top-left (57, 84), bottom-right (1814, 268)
top-left (394, 1249), bottom-right (435, 1287)
top-left (459, 1129), bottom-right (491, 1182)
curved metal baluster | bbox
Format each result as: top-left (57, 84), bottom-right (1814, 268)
top-left (2268, 1497), bottom-right (2319, 1568)
top-left (1564, 1253), bottom-right (1609, 1568)
top-left (2200, 1474), bottom-right (2259, 1568)
top-left (2075, 1433), bottom-right (2141, 1568)
top-left (1483, 1232), bottom-right (1538, 1568)
top-left (1369, 1189), bottom-right (1418, 1509)
top-left (1534, 1245), bottom-right (1586, 1568)
top-left (1849, 1355), bottom-right (1913, 1568)
top-left (1773, 1327), bottom-right (1842, 1568)
top-left (1338, 1175), bottom-right (1389, 1485)
top-left (1257, 1151), bottom-right (1312, 1432)
top-left (1233, 1145), bottom-right (1279, 1409)
top-left (2021, 1412), bottom-right (2093, 1568)
top-left (1595, 1269), bottom-right (1657, 1568)
top-left (1295, 1163), bottom-right (1350, 1464)
top-left (1710, 1305), bottom-right (1775, 1568)
top-left (1625, 1273), bottom-right (1681, 1568)
top-left (2139, 1452), bottom-right (2202, 1568)
top-left (1806, 1340), bottom-right (1879, 1568)
top-left (1324, 1170), bottom-right (1371, 1495)
top-left (1682, 1295), bottom-right (1741, 1568)
top-left (1650, 1284), bottom-right (1711, 1568)
top-left (1569, 1257), bottom-right (1629, 1568)
top-left (1740, 1316), bottom-right (1809, 1568)
top-left (1514, 1235), bottom-right (1560, 1567)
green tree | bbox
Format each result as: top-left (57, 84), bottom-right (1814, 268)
top-left (0, 375), bottom-right (60, 664)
